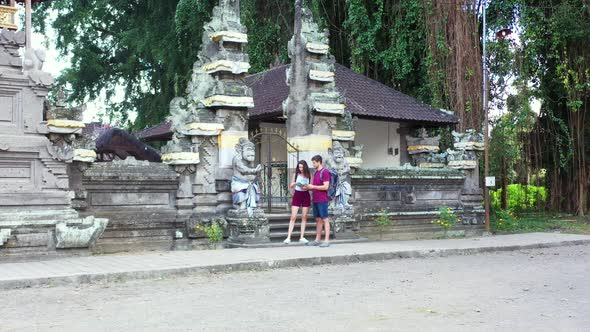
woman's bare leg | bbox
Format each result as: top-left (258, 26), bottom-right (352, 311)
top-left (286, 206), bottom-right (300, 241)
top-left (299, 207), bottom-right (309, 239)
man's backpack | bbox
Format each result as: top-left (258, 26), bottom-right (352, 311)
top-left (320, 168), bottom-right (339, 201)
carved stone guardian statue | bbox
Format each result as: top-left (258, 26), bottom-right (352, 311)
top-left (325, 141), bottom-right (352, 212)
top-left (226, 137), bottom-right (269, 245)
top-left (231, 137), bottom-right (262, 212)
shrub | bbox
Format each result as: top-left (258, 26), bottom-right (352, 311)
top-left (375, 209), bottom-right (393, 239)
top-left (432, 206), bottom-right (460, 233)
top-left (491, 184), bottom-right (547, 213)
top-left (490, 208), bottom-right (519, 232)
top-left (196, 221), bottom-right (223, 244)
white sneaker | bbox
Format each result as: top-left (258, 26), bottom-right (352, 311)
top-left (299, 238), bottom-right (309, 244)
top-left (283, 238), bottom-right (291, 244)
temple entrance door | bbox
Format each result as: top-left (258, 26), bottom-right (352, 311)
top-left (250, 128), bottom-right (299, 213)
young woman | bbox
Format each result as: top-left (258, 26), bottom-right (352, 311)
top-left (284, 160), bottom-right (312, 244)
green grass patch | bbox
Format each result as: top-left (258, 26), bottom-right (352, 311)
top-left (491, 211), bottom-right (590, 235)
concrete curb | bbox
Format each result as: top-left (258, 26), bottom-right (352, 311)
top-left (1, 238), bottom-right (589, 290)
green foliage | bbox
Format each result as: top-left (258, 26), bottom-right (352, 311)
top-left (33, 0), bottom-right (217, 130)
top-left (342, 0), bottom-right (432, 102)
top-left (490, 208), bottom-right (520, 232)
top-left (374, 209), bottom-right (392, 239)
top-left (491, 184), bottom-right (547, 213)
top-left (196, 221), bottom-right (223, 244)
top-left (489, 86), bottom-right (537, 185)
top-left (242, 1), bottom-right (292, 73)
top-left (344, 0), bottom-right (383, 73)
top-left (487, 0), bottom-right (590, 215)
top-left (431, 206), bottom-right (459, 232)
top-left (492, 211), bottom-right (590, 234)
top-left (34, 0), bottom-right (438, 130)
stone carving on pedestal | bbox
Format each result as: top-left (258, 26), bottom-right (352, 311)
top-left (326, 142), bottom-right (352, 211)
top-left (406, 127), bottom-right (444, 168)
top-left (23, 48), bottom-right (53, 87)
top-left (230, 138), bottom-right (262, 211)
top-left (447, 148), bottom-right (477, 169)
top-left (42, 87), bottom-right (97, 164)
top-left (325, 141), bottom-right (358, 236)
top-left (452, 129), bottom-right (485, 150)
top-left (226, 138), bottom-right (269, 244)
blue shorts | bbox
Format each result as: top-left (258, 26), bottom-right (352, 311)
top-left (313, 201), bottom-right (329, 219)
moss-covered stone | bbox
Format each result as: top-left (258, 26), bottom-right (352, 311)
top-left (352, 166), bottom-right (465, 180)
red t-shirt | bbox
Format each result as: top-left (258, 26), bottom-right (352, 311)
top-left (312, 168), bottom-right (330, 203)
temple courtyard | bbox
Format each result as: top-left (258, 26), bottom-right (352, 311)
top-left (1, 234), bottom-right (589, 331)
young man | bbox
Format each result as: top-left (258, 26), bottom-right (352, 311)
top-left (303, 155), bottom-right (331, 247)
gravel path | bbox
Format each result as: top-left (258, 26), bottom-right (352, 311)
top-left (1, 244), bottom-right (588, 332)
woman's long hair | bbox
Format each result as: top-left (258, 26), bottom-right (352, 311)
top-left (296, 160), bottom-right (311, 179)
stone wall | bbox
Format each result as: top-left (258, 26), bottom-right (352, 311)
top-left (352, 167), bottom-right (485, 240)
top-left (72, 159), bottom-right (186, 253)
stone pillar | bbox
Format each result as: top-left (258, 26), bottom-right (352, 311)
top-left (162, 153), bottom-right (200, 236)
top-left (447, 130), bottom-right (485, 225)
top-left (161, 0), bottom-right (254, 239)
top-left (284, 5), bottom-right (356, 165)
top-left (282, 4), bottom-right (363, 239)
top-left (179, 124), bottom-right (224, 219)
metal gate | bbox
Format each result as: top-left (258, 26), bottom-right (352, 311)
top-left (250, 128), bottom-right (299, 213)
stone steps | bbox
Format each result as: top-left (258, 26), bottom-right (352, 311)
top-left (266, 213), bottom-right (333, 242)
top-left (269, 222), bottom-right (317, 229)
top-left (270, 230), bottom-right (329, 240)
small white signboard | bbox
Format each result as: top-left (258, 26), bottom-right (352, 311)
top-left (485, 176), bottom-right (496, 188)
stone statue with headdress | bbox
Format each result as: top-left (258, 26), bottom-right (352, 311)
top-left (231, 137), bottom-right (262, 212)
top-left (325, 141), bottom-right (352, 211)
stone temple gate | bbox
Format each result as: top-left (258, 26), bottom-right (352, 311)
top-left (0, 0), bottom-right (486, 258)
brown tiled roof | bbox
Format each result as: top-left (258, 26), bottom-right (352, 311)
top-left (136, 63), bottom-right (457, 141)
top-left (246, 64), bottom-right (458, 123)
